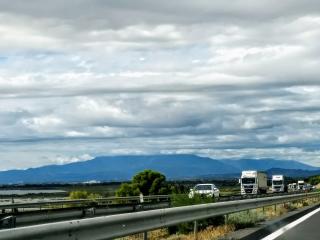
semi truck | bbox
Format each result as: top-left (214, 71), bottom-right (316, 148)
top-left (297, 180), bottom-right (305, 191)
top-left (240, 170), bottom-right (268, 195)
top-left (297, 180), bottom-right (312, 191)
top-left (271, 175), bottom-right (286, 193)
top-left (288, 183), bottom-right (297, 192)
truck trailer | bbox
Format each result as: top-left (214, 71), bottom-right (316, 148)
top-left (240, 170), bottom-right (268, 195)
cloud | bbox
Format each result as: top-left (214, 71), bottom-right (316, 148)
top-left (0, 1), bottom-right (320, 169)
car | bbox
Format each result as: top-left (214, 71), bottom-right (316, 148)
top-left (188, 183), bottom-right (220, 198)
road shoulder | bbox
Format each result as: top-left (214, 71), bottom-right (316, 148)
top-left (222, 202), bottom-right (320, 240)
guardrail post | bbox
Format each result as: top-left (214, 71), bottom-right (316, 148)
top-left (224, 214), bottom-right (229, 223)
top-left (140, 193), bottom-right (144, 203)
top-left (194, 220), bottom-right (198, 240)
top-left (143, 231), bottom-right (148, 240)
top-left (11, 216), bottom-right (16, 228)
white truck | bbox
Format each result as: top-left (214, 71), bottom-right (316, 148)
top-left (297, 180), bottom-right (305, 191)
top-left (288, 183), bottom-right (297, 192)
top-left (240, 170), bottom-right (268, 195)
top-left (271, 175), bottom-right (286, 193)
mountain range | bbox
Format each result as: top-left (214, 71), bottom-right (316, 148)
top-left (0, 154), bottom-right (319, 184)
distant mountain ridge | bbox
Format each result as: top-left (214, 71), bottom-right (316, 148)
top-left (0, 154), bottom-right (318, 184)
top-left (220, 158), bottom-right (318, 171)
top-left (266, 168), bottom-right (320, 178)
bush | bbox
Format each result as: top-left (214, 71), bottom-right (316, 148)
top-left (284, 203), bottom-right (298, 211)
top-left (168, 183), bottom-right (189, 194)
top-left (171, 193), bottom-right (214, 207)
top-left (226, 211), bottom-right (264, 230)
top-left (116, 183), bottom-right (140, 197)
top-left (302, 201), bottom-right (309, 207)
top-left (168, 194), bottom-right (224, 234)
top-left (308, 175), bottom-right (320, 185)
top-left (69, 190), bottom-right (101, 200)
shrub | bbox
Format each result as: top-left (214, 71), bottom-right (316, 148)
top-left (226, 211), bottom-right (264, 230)
top-left (69, 190), bottom-right (89, 199)
top-left (284, 203), bottom-right (298, 211)
top-left (302, 201), bottom-right (309, 207)
top-left (116, 183), bottom-right (140, 197)
top-left (308, 175), bottom-right (320, 185)
top-left (69, 190), bottom-right (101, 200)
top-left (168, 194), bottom-right (224, 234)
top-left (171, 193), bottom-right (214, 207)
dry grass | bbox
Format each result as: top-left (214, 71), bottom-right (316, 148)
top-left (261, 205), bottom-right (288, 219)
top-left (165, 225), bottom-right (235, 240)
top-left (117, 225), bottom-right (235, 240)
top-left (117, 229), bottom-right (169, 240)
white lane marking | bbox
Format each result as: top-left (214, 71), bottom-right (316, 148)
top-left (261, 206), bottom-right (320, 240)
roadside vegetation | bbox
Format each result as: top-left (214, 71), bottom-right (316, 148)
top-left (116, 170), bottom-right (169, 197)
top-left (118, 197), bottom-right (320, 240)
top-left (6, 171), bottom-right (319, 239)
top-left (307, 175), bottom-right (320, 186)
top-left (169, 194), bottom-right (224, 234)
top-left (68, 190), bottom-right (102, 200)
top-left (113, 170), bottom-right (320, 240)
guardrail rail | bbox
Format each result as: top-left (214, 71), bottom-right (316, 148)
top-left (0, 195), bottom-right (170, 211)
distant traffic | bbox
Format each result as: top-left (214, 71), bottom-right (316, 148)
top-left (189, 170), bottom-right (315, 199)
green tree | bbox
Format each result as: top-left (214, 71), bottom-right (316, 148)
top-left (116, 170), bottom-right (168, 196)
top-left (132, 170), bottom-right (167, 195)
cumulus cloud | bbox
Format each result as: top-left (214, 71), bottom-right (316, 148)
top-left (0, 1), bottom-right (320, 169)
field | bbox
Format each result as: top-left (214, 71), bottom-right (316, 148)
top-left (0, 179), bottom-right (240, 199)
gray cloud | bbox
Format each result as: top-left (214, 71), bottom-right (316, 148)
top-left (0, 1), bottom-right (320, 169)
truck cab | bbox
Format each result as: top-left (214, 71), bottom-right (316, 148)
top-left (297, 180), bottom-right (305, 191)
top-left (271, 175), bottom-right (285, 193)
top-left (288, 183), bottom-right (296, 192)
top-left (240, 170), bottom-right (267, 195)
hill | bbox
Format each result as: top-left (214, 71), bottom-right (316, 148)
top-left (0, 155), bottom-right (318, 184)
top-left (220, 158), bottom-right (318, 171)
top-left (266, 168), bottom-right (320, 178)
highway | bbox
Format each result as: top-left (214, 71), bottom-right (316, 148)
top-left (0, 192), bottom-right (313, 229)
top-left (0, 192), bottom-right (319, 240)
top-left (262, 206), bottom-right (320, 240)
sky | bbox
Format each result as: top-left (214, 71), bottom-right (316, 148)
top-left (1, 0), bottom-right (320, 170)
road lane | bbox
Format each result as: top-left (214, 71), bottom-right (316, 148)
top-left (262, 206), bottom-right (320, 240)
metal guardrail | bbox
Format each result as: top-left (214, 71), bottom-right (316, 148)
top-left (0, 195), bottom-right (170, 210)
top-left (0, 191), bottom-right (319, 240)
top-left (0, 191), bottom-right (303, 211)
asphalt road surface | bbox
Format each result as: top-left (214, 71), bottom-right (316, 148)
top-left (263, 207), bottom-right (320, 240)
